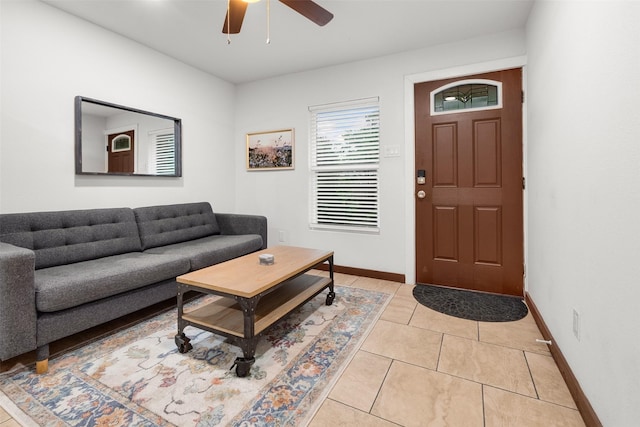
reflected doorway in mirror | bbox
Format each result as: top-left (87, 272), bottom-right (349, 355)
top-left (107, 130), bottom-right (135, 173)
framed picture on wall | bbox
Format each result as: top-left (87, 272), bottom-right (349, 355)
top-left (246, 128), bottom-right (294, 170)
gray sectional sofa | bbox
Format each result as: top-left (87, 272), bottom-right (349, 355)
top-left (0, 202), bottom-right (266, 372)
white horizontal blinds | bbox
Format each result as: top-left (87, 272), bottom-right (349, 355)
top-left (154, 132), bottom-right (175, 175)
top-left (313, 170), bottom-right (379, 228)
top-left (312, 105), bottom-right (380, 166)
top-left (310, 98), bottom-right (380, 231)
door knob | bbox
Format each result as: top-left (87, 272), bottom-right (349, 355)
top-left (417, 190), bottom-right (426, 199)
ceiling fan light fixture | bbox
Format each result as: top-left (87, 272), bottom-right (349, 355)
top-left (224, 0), bottom-right (333, 36)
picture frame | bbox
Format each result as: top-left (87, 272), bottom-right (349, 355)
top-left (246, 128), bottom-right (294, 170)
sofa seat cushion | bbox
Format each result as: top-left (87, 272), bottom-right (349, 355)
top-left (35, 253), bottom-right (190, 312)
top-left (143, 234), bottom-right (263, 271)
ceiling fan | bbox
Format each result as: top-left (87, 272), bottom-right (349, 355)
top-left (223, 0), bottom-right (334, 34)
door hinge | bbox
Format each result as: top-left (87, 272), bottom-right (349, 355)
top-left (521, 90), bottom-right (525, 103)
top-left (522, 177), bottom-right (526, 190)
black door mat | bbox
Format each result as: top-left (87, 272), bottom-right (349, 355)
top-left (413, 284), bottom-right (528, 322)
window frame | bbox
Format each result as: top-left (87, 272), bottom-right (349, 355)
top-left (309, 97), bottom-right (380, 233)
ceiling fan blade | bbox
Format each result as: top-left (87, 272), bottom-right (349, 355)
top-left (279, 0), bottom-right (334, 26)
top-left (222, 0), bottom-right (248, 34)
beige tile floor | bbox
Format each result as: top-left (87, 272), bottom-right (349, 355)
top-left (0, 408), bottom-right (21, 427)
top-left (308, 273), bottom-right (586, 427)
top-left (0, 273), bottom-right (586, 426)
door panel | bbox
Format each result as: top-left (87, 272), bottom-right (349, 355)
top-left (474, 119), bottom-right (501, 187)
top-left (415, 68), bottom-right (523, 296)
top-left (434, 206), bottom-right (458, 261)
top-left (433, 124), bottom-right (458, 187)
top-left (474, 206), bottom-right (501, 265)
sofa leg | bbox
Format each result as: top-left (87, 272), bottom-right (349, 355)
top-left (36, 359), bottom-right (48, 374)
top-left (35, 344), bottom-right (49, 374)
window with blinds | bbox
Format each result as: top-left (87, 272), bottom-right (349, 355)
top-left (309, 98), bottom-right (380, 232)
top-left (153, 132), bottom-right (175, 175)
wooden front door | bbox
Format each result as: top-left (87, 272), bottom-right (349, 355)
top-left (108, 130), bottom-right (135, 173)
top-left (414, 68), bottom-right (523, 296)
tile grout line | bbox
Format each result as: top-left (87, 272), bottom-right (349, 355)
top-left (348, 348), bottom-right (395, 416)
top-left (481, 384), bottom-right (487, 427)
top-left (406, 302), bottom-right (418, 327)
top-left (322, 397), bottom-right (403, 427)
top-left (434, 331), bottom-right (445, 373)
top-left (366, 357), bottom-right (394, 416)
top-left (523, 350), bottom-right (541, 400)
top-left (478, 323), bottom-right (486, 427)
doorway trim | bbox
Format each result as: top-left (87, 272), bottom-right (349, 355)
top-left (403, 55), bottom-right (528, 287)
top-left (105, 124), bottom-right (140, 173)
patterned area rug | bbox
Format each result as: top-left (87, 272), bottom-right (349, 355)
top-left (413, 284), bottom-right (528, 322)
top-left (0, 285), bottom-right (390, 426)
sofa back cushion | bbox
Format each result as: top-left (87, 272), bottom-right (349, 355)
top-left (0, 208), bottom-right (142, 269)
top-left (133, 202), bottom-right (220, 250)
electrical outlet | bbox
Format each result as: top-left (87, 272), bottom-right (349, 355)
top-left (572, 309), bottom-right (580, 341)
top-left (278, 230), bottom-right (286, 243)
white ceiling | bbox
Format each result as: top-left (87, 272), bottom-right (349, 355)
top-left (41, 0), bottom-right (534, 84)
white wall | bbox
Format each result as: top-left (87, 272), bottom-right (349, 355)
top-left (526, 1), bottom-right (640, 425)
top-left (235, 30), bottom-right (526, 275)
top-left (0, 0), bottom-right (237, 213)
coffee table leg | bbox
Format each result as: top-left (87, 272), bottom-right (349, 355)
top-left (231, 296), bottom-right (260, 377)
top-left (175, 287), bottom-right (193, 353)
top-left (175, 332), bottom-right (192, 353)
top-left (231, 336), bottom-right (258, 377)
top-left (326, 255), bottom-right (336, 305)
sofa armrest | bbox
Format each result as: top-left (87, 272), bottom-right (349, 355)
top-left (0, 243), bottom-right (37, 361)
top-left (215, 213), bottom-right (267, 249)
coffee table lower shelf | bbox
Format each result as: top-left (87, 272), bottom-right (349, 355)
top-left (174, 273), bottom-right (335, 377)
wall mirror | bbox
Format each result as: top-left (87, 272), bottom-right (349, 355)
top-left (75, 96), bottom-right (182, 177)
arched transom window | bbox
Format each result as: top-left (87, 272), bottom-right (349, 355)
top-left (111, 134), bottom-right (132, 152)
top-left (430, 79), bottom-right (502, 115)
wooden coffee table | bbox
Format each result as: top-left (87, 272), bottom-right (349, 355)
top-left (174, 245), bottom-right (334, 377)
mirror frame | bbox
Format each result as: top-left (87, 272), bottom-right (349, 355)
top-left (75, 96), bottom-right (182, 177)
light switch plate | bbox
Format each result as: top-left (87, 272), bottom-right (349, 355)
top-left (383, 145), bottom-right (400, 157)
